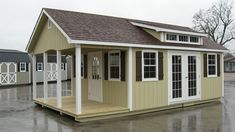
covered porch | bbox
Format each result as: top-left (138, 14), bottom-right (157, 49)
top-left (31, 45), bottom-right (133, 121)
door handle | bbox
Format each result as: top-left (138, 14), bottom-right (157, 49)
top-left (185, 76), bottom-right (188, 78)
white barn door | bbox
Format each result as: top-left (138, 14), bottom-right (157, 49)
top-left (47, 63), bottom-right (57, 81)
top-left (0, 62), bottom-right (16, 85)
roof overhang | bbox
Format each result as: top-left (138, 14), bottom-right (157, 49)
top-left (130, 21), bottom-right (208, 37)
top-left (70, 40), bottom-right (227, 53)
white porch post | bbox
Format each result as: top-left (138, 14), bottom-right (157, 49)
top-left (222, 53), bottom-right (224, 97)
top-left (57, 50), bottom-right (62, 108)
top-left (32, 54), bottom-right (37, 100)
top-left (128, 47), bottom-right (133, 111)
top-left (71, 55), bottom-right (75, 96)
top-left (43, 52), bottom-right (48, 103)
top-left (75, 45), bottom-right (82, 114)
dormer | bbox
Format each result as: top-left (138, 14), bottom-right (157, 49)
top-left (130, 21), bottom-right (207, 45)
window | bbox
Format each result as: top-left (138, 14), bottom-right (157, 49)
top-left (81, 54), bottom-right (84, 78)
top-left (166, 34), bottom-right (177, 41)
top-left (207, 54), bottom-right (217, 77)
top-left (37, 63), bottom-right (43, 71)
top-left (109, 51), bottom-right (120, 80)
top-left (61, 63), bottom-right (64, 70)
top-left (142, 51), bottom-right (158, 81)
top-left (164, 33), bottom-right (200, 44)
top-left (179, 35), bottom-right (189, 42)
top-left (190, 36), bottom-right (199, 43)
top-left (48, 19), bottom-right (52, 29)
top-left (20, 63), bottom-right (26, 72)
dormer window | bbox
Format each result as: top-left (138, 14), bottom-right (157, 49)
top-left (164, 33), bottom-right (201, 45)
top-left (166, 34), bottom-right (177, 41)
top-left (179, 35), bottom-right (188, 42)
top-left (190, 36), bottom-right (199, 43)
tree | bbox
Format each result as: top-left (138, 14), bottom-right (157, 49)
top-left (193, 0), bottom-right (235, 46)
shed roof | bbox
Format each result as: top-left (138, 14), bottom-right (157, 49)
top-left (0, 49), bottom-right (30, 63)
top-left (27, 8), bottom-right (227, 52)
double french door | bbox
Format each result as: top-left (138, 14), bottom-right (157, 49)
top-left (168, 51), bottom-right (201, 103)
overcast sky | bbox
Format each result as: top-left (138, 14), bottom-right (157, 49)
top-left (0, 0), bottom-right (234, 52)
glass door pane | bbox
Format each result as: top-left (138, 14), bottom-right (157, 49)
top-left (172, 55), bottom-right (182, 99)
top-left (188, 56), bottom-right (197, 97)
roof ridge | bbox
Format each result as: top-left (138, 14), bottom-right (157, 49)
top-left (43, 8), bottom-right (193, 30)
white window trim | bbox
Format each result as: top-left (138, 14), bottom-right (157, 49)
top-left (108, 50), bottom-right (121, 81)
top-left (142, 50), bottom-right (159, 81)
top-left (81, 54), bottom-right (84, 79)
top-left (37, 62), bottom-right (43, 71)
top-left (165, 33), bottom-right (201, 45)
top-left (20, 62), bottom-right (26, 72)
top-left (207, 53), bottom-right (217, 77)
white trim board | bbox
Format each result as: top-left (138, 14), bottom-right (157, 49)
top-left (71, 40), bottom-right (227, 53)
top-left (130, 21), bottom-right (208, 37)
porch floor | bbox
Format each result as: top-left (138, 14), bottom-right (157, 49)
top-left (34, 96), bottom-right (129, 121)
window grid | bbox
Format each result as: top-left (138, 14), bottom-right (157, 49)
top-left (179, 35), bottom-right (189, 42)
top-left (190, 36), bottom-right (199, 43)
top-left (172, 55), bottom-right (182, 99)
top-left (142, 51), bottom-right (158, 81)
top-left (37, 63), bottom-right (43, 71)
top-left (188, 56), bottom-right (197, 96)
top-left (207, 54), bottom-right (217, 76)
top-left (165, 33), bottom-right (200, 44)
top-left (109, 52), bottom-right (120, 80)
top-left (20, 63), bottom-right (26, 72)
top-left (166, 34), bottom-right (177, 41)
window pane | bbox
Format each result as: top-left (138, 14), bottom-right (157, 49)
top-left (110, 67), bottom-right (119, 78)
top-left (109, 52), bottom-right (120, 79)
top-left (179, 35), bottom-right (188, 42)
top-left (143, 52), bottom-right (157, 79)
top-left (167, 34), bottom-right (177, 41)
top-left (208, 66), bottom-right (216, 75)
top-left (190, 36), bottom-right (199, 43)
top-left (144, 66), bottom-right (156, 78)
top-left (110, 53), bottom-right (119, 66)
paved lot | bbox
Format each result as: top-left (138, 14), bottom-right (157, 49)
top-left (0, 82), bottom-right (235, 132)
top-left (225, 73), bottom-right (235, 81)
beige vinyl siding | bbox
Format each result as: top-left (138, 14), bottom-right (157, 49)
top-left (71, 78), bottom-right (88, 102)
top-left (32, 18), bottom-right (74, 54)
top-left (201, 53), bottom-right (222, 100)
top-left (132, 48), bottom-right (168, 110)
top-left (143, 28), bottom-right (161, 40)
top-left (102, 51), bottom-right (128, 107)
top-left (103, 81), bottom-right (127, 107)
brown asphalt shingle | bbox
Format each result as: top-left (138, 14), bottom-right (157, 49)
top-left (44, 8), bottom-right (227, 51)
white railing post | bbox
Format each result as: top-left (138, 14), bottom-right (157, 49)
top-left (43, 52), bottom-right (48, 103)
top-left (75, 45), bottom-right (82, 114)
top-left (32, 54), bottom-right (37, 100)
top-left (57, 50), bottom-right (62, 108)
